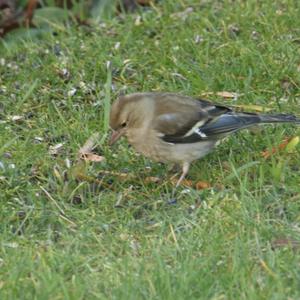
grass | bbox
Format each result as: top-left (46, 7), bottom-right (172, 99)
top-left (0, 0), bottom-right (300, 299)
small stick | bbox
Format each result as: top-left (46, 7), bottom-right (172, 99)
top-left (40, 186), bottom-right (77, 227)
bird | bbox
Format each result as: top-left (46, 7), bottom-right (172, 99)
top-left (109, 92), bottom-right (300, 187)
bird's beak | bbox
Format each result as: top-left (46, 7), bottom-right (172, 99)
top-left (109, 129), bottom-right (125, 145)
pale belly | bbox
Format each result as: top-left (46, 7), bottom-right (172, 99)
top-left (127, 130), bottom-right (216, 164)
top-left (169, 141), bottom-right (216, 163)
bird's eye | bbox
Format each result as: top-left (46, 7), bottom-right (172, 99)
top-left (121, 122), bottom-right (127, 128)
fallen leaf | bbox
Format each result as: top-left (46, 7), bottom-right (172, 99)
top-left (201, 91), bottom-right (239, 100)
top-left (261, 137), bottom-right (292, 159)
top-left (232, 104), bottom-right (272, 112)
top-left (78, 133), bottom-right (105, 162)
top-left (80, 153), bottom-right (105, 162)
top-left (195, 181), bottom-right (211, 190)
top-left (78, 133), bottom-right (100, 155)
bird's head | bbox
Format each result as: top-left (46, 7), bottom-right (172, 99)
top-left (109, 93), bottom-right (151, 145)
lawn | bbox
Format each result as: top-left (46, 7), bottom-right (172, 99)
top-left (0, 0), bottom-right (300, 299)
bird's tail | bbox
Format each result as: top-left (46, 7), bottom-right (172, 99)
top-left (199, 112), bottom-right (300, 138)
top-left (259, 113), bottom-right (300, 125)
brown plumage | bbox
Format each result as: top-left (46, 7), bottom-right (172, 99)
top-left (109, 92), bottom-right (300, 187)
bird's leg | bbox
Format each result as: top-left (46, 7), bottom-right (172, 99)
top-left (169, 162), bottom-right (190, 201)
top-left (175, 162), bottom-right (190, 188)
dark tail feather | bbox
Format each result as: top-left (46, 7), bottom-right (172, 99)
top-left (200, 112), bottom-right (300, 137)
top-left (259, 113), bottom-right (300, 124)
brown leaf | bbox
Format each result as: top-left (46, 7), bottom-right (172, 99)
top-left (78, 133), bottom-right (100, 155)
top-left (79, 153), bottom-right (105, 163)
top-left (232, 104), bottom-right (272, 113)
top-left (200, 91), bottom-right (239, 99)
top-left (261, 137), bottom-right (292, 159)
top-left (195, 181), bottom-right (211, 190)
top-left (78, 133), bottom-right (105, 163)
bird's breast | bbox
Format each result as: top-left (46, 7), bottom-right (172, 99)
top-left (126, 129), bottom-right (172, 162)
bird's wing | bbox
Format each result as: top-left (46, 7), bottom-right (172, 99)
top-left (153, 96), bottom-right (232, 143)
top-left (160, 111), bottom-right (268, 144)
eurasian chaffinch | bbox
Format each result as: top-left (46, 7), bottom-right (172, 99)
top-left (109, 92), bottom-right (299, 187)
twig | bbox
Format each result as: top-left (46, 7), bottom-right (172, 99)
top-left (40, 186), bottom-right (77, 227)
